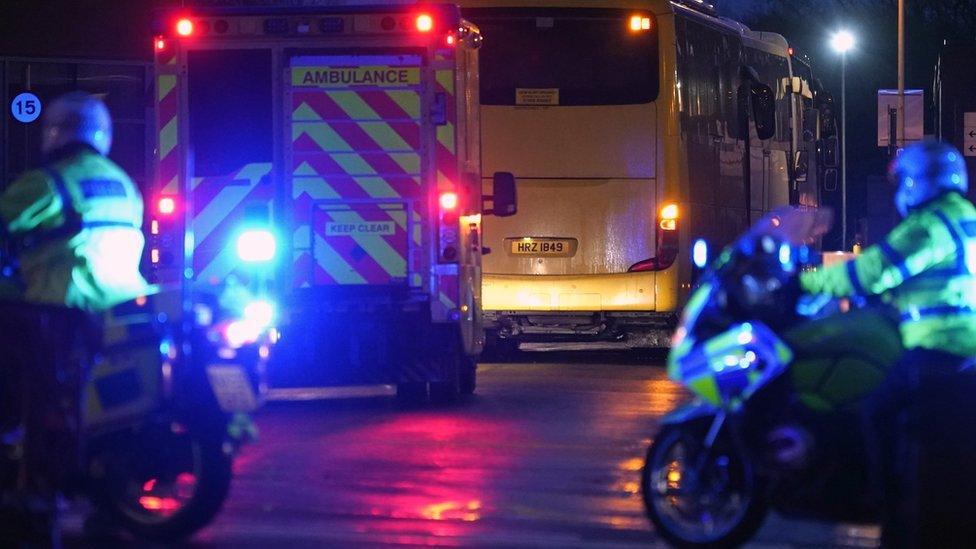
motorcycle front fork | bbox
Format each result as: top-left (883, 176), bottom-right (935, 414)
top-left (689, 411), bottom-right (728, 480)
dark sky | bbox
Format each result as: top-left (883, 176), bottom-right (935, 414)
top-left (0, 1), bottom-right (167, 60)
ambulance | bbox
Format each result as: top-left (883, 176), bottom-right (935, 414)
top-left (149, 4), bottom-right (509, 402)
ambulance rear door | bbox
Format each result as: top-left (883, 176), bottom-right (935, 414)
top-left (286, 54), bottom-right (427, 290)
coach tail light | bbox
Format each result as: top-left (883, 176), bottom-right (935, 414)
top-left (659, 203), bottom-right (678, 231)
top-left (628, 202), bottom-right (680, 272)
top-left (236, 228), bottom-right (277, 263)
top-left (629, 15), bottom-right (651, 32)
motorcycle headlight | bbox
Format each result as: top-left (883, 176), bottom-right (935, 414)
top-left (243, 299), bottom-right (275, 329)
top-left (222, 319), bottom-right (262, 349)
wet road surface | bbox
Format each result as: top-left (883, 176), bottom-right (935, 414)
top-left (67, 356), bottom-right (879, 547)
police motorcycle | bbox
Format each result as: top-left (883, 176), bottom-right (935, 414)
top-left (0, 276), bottom-right (273, 542)
top-left (641, 208), bottom-right (902, 547)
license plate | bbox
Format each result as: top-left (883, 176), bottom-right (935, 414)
top-left (507, 238), bottom-right (577, 257)
top-left (206, 365), bottom-right (259, 413)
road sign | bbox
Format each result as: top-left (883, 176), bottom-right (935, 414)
top-left (965, 113), bottom-right (976, 157)
top-left (10, 92), bottom-right (41, 123)
top-left (878, 89), bottom-right (923, 147)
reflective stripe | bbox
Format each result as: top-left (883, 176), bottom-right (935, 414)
top-left (933, 210), bottom-right (968, 273)
top-left (901, 305), bottom-right (976, 322)
top-left (25, 168), bottom-right (139, 249)
top-left (79, 178), bottom-right (127, 199)
top-left (43, 167), bottom-right (81, 231)
top-left (83, 220), bottom-right (140, 230)
top-left (917, 266), bottom-right (972, 279)
top-left (878, 240), bottom-right (912, 281)
top-left (961, 220), bottom-right (976, 237)
top-left (846, 260), bottom-right (865, 295)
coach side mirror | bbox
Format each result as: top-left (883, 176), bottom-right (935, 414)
top-left (821, 137), bottom-right (839, 168)
top-left (751, 83), bottom-right (776, 141)
top-left (485, 172), bottom-right (517, 217)
top-left (818, 92), bottom-right (838, 138)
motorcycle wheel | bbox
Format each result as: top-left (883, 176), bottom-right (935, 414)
top-left (641, 423), bottom-right (767, 548)
top-left (96, 429), bottom-right (233, 542)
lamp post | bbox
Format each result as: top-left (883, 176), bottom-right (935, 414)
top-left (830, 29), bottom-right (854, 250)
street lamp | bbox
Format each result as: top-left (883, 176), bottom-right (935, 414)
top-left (830, 29), bottom-right (855, 250)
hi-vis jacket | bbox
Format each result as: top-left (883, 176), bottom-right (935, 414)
top-left (0, 148), bottom-right (152, 311)
top-left (801, 192), bottom-right (976, 357)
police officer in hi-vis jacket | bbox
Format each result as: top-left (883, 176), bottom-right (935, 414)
top-left (801, 140), bottom-right (976, 548)
top-left (0, 92), bottom-right (152, 544)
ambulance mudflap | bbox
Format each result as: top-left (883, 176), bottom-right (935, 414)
top-left (288, 54), bottom-right (424, 288)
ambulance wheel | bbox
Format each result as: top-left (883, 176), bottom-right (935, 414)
top-left (429, 380), bottom-right (459, 404)
top-left (396, 382), bottom-right (428, 406)
top-left (483, 332), bottom-right (519, 362)
top-left (429, 354), bottom-right (461, 405)
top-left (460, 358), bottom-right (477, 395)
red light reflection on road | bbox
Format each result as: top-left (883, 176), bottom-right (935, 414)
top-left (228, 406), bottom-right (522, 543)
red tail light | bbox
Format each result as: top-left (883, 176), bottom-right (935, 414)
top-left (438, 191), bottom-right (459, 263)
top-left (416, 14), bottom-right (434, 32)
top-left (157, 196), bottom-right (177, 215)
top-left (176, 18), bottom-right (194, 37)
top-left (154, 37), bottom-right (166, 51)
top-left (439, 192), bottom-right (458, 210)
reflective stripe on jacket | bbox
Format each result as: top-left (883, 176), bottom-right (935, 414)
top-left (0, 148), bottom-right (153, 311)
top-left (800, 192), bottom-right (976, 356)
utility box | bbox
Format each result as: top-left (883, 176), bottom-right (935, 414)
top-left (877, 89), bottom-right (923, 148)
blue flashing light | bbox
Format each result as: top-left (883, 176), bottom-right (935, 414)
top-left (778, 243), bottom-right (792, 266)
top-left (224, 320), bottom-right (261, 348)
top-left (797, 245), bottom-right (811, 265)
top-left (692, 239), bottom-right (708, 269)
top-left (237, 229), bottom-right (277, 263)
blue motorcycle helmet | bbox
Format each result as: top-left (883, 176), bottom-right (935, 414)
top-left (891, 140), bottom-right (968, 218)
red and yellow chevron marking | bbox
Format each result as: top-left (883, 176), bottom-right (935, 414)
top-left (290, 62), bottom-right (423, 288)
top-left (153, 46), bottom-right (181, 284)
top-left (191, 163), bottom-right (274, 284)
top-left (433, 67), bottom-right (460, 319)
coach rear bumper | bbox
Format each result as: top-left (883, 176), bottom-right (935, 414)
top-left (484, 309), bottom-right (677, 350)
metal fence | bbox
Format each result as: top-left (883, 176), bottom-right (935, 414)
top-left (1, 57), bottom-right (153, 192)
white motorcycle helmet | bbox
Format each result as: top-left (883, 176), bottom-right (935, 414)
top-left (40, 91), bottom-right (113, 157)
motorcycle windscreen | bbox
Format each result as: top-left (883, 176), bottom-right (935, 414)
top-left (288, 54), bottom-right (424, 287)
